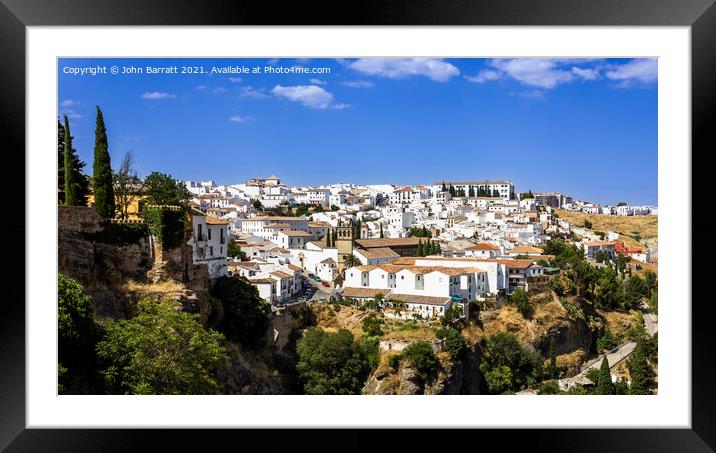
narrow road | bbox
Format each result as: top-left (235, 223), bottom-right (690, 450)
top-left (557, 304), bottom-right (658, 391)
top-left (301, 271), bottom-right (335, 302)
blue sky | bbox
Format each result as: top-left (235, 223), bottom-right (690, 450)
top-left (58, 57), bottom-right (657, 205)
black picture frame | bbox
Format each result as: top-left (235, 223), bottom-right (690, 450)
top-left (2, 0), bottom-right (713, 451)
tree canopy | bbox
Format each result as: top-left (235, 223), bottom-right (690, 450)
top-left (211, 276), bottom-right (271, 347)
top-left (92, 106), bottom-right (115, 218)
top-left (97, 299), bottom-right (228, 394)
top-left (296, 328), bottom-right (371, 394)
top-left (143, 171), bottom-right (191, 208)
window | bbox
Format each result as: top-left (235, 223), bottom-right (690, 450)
top-left (208, 228), bottom-right (212, 240)
top-left (210, 246), bottom-right (214, 256)
top-left (220, 228), bottom-right (225, 244)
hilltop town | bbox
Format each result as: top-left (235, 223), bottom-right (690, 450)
top-left (57, 111), bottom-right (658, 396)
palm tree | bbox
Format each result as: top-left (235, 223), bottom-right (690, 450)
top-left (343, 254), bottom-right (360, 268)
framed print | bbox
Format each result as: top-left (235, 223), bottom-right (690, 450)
top-left (2, 0), bottom-right (715, 451)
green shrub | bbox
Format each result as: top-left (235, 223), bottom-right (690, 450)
top-left (141, 205), bottom-right (186, 250)
top-left (537, 380), bottom-right (562, 395)
top-left (361, 314), bottom-right (384, 337)
top-left (388, 354), bottom-right (401, 369)
top-left (402, 341), bottom-right (438, 382)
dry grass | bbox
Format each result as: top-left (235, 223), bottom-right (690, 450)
top-left (310, 304), bottom-right (370, 339)
top-left (123, 279), bottom-right (186, 294)
top-left (554, 208), bottom-right (658, 248)
top-left (596, 308), bottom-right (638, 340)
top-left (554, 348), bottom-right (588, 376)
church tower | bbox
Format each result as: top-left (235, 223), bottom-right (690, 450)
top-left (335, 222), bottom-right (354, 273)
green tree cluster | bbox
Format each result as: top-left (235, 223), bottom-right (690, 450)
top-left (211, 276), bottom-right (271, 348)
top-left (296, 328), bottom-right (372, 394)
top-left (361, 313), bottom-right (384, 337)
top-left (402, 341), bottom-right (438, 382)
top-left (97, 299), bottom-right (228, 394)
top-left (436, 326), bottom-right (466, 360)
top-left (58, 118), bottom-right (90, 206)
top-left (58, 274), bottom-right (102, 393)
top-left (511, 288), bottom-right (533, 318)
top-left (479, 332), bottom-right (542, 394)
top-left (143, 171), bottom-right (190, 208)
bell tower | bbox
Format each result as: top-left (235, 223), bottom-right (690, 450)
top-left (335, 223), bottom-right (354, 273)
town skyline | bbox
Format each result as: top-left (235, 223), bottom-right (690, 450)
top-left (58, 57), bottom-right (658, 205)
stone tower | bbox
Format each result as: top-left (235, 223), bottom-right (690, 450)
top-left (335, 223), bottom-right (354, 273)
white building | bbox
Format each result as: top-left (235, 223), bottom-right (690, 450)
top-left (188, 210), bottom-right (229, 279)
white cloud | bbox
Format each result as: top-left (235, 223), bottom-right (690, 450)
top-left (239, 86), bottom-right (269, 99)
top-left (488, 59), bottom-right (574, 89)
top-left (229, 115), bottom-right (250, 123)
top-left (571, 67), bottom-right (600, 80)
top-left (340, 80), bottom-right (374, 88)
top-left (141, 91), bottom-right (176, 99)
top-left (309, 78), bottom-right (327, 85)
top-left (228, 77), bottom-right (242, 83)
top-left (60, 99), bottom-right (79, 108)
top-left (464, 70), bottom-right (502, 84)
top-left (271, 85), bottom-right (347, 109)
top-left (605, 58), bottom-right (657, 86)
top-left (196, 85), bottom-right (207, 91)
top-left (348, 58), bottom-right (460, 82)
top-left (267, 58), bottom-right (279, 65)
top-left (213, 86), bottom-right (228, 94)
top-left (61, 109), bottom-right (82, 119)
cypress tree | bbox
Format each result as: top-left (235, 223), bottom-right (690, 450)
top-left (380, 225), bottom-right (384, 238)
top-left (63, 116), bottom-right (78, 206)
top-left (595, 357), bottom-right (615, 395)
top-left (627, 342), bottom-right (655, 395)
top-left (92, 106), bottom-right (115, 218)
top-left (58, 119), bottom-right (90, 205)
top-left (417, 239), bottom-right (423, 257)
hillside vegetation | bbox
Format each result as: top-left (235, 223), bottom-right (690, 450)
top-left (554, 208), bottom-right (657, 248)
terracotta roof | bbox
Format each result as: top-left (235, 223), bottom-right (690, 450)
top-left (510, 245), bottom-right (544, 255)
top-left (265, 223), bottom-right (290, 228)
top-left (249, 278), bottom-right (276, 284)
top-left (270, 271), bottom-right (292, 279)
top-left (356, 237), bottom-right (425, 249)
top-left (354, 247), bottom-right (400, 259)
top-left (206, 216), bottom-right (230, 225)
top-left (584, 241), bottom-right (614, 247)
top-left (279, 230), bottom-right (313, 237)
top-left (287, 264), bottom-right (303, 271)
top-left (245, 216), bottom-right (306, 221)
top-left (341, 287), bottom-right (389, 299)
top-left (465, 243), bottom-right (500, 251)
top-left (387, 293), bottom-right (452, 306)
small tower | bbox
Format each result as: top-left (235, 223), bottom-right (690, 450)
top-left (335, 224), bottom-right (354, 273)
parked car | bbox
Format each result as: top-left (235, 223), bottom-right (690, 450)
top-left (313, 276), bottom-right (322, 282)
top-left (321, 281), bottom-right (330, 287)
top-left (308, 273), bottom-right (316, 279)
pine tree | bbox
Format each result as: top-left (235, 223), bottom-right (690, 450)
top-left (63, 116), bottom-right (78, 206)
top-left (92, 106), bottom-right (115, 218)
top-left (595, 357), bottom-right (615, 395)
top-left (441, 181), bottom-right (447, 192)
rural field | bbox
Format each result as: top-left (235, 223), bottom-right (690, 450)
top-left (554, 209), bottom-right (658, 249)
